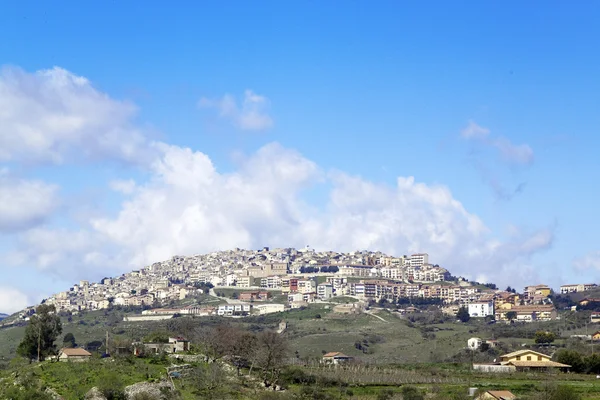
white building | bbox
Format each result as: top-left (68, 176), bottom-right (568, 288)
top-left (468, 301), bottom-right (494, 318)
top-left (298, 279), bottom-right (316, 294)
top-left (254, 303), bottom-right (285, 315)
top-left (317, 284), bottom-right (333, 300)
top-left (217, 304), bottom-right (252, 316)
top-left (560, 283), bottom-right (597, 294)
top-left (467, 337), bottom-right (482, 350)
top-left (410, 253), bottom-right (429, 267)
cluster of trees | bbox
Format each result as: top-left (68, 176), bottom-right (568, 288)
top-left (555, 349), bottom-right (600, 374)
top-left (534, 330), bottom-right (557, 344)
top-left (191, 324), bottom-right (288, 388)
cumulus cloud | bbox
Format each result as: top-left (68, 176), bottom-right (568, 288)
top-left (0, 66), bottom-right (158, 165)
top-left (0, 286), bottom-right (30, 314)
top-left (198, 90), bottom-right (274, 131)
top-left (0, 169), bottom-right (59, 232)
top-left (7, 142), bottom-right (553, 289)
top-left (573, 251), bottom-right (600, 271)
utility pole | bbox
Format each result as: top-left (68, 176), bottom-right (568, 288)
top-left (106, 330), bottom-right (109, 356)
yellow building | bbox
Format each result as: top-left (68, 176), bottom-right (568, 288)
top-left (499, 350), bottom-right (570, 371)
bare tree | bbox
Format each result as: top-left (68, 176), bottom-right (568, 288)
top-left (251, 330), bottom-right (288, 387)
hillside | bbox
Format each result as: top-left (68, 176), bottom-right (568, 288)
top-left (0, 313), bottom-right (7, 320)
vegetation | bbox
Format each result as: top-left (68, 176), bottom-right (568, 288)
top-left (16, 304), bottom-right (62, 361)
top-left (456, 306), bottom-right (470, 323)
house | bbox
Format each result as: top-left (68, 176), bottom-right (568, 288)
top-left (593, 331), bottom-right (600, 341)
top-left (468, 337), bottom-right (483, 350)
top-left (476, 390), bottom-right (517, 400)
top-left (322, 352), bottom-right (354, 365)
top-left (499, 349), bottom-right (571, 371)
top-left (169, 337), bottom-right (190, 352)
top-left (579, 298), bottom-right (600, 307)
top-left (591, 313), bottom-right (600, 323)
top-left (58, 348), bottom-right (92, 362)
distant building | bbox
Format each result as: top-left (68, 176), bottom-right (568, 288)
top-left (317, 284), bottom-right (333, 300)
top-left (410, 253), bottom-right (429, 267)
top-left (468, 301), bottom-right (494, 318)
top-left (560, 283), bottom-right (597, 294)
top-left (58, 348), bottom-right (92, 362)
top-left (468, 337), bottom-right (483, 350)
top-left (322, 352), bottom-right (354, 365)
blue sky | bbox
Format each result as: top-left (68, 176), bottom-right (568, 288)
top-left (1, 1), bottom-right (599, 312)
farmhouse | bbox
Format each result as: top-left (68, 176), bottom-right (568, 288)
top-left (322, 352), bottom-right (354, 365)
top-left (58, 348), bottom-right (92, 362)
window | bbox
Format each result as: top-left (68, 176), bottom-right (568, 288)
top-left (527, 356), bottom-right (532, 361)
top-left (538, 356), bottom-right (542, 361)
top-left (516, 356), bottom-right (521, 360)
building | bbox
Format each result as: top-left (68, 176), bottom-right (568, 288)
top-left (591, 313), bottom-right (600, 323)
top-left (593, 331), bottom-right (600, 341)
top-left (468, 337), bottom-right (483, 350)
top-left (468, 301), bottom-right (494, 318)
top-left (322, 352), bottom-right (354, 365)
top-left (169, 337), bottom-right (189, 352)
top-left (409, 253), bottom-right (429, 267)
top-left (560, 283), bottom-right (597, 294)
top-left (254, 303), bottom-right (285, 315)
top-left (317, 284), bottom-right (333, 300)
top-left (499, 350), bottom-right (570, 371)
top-left (297, 279), bottom-right (316, 294)
top-left (495, 305), bottom-right (557, 322)
top-left (58, 348), bottom-right (92, 362)
top-left (217, 304), bottom-right (252, 316)
top-left (523, 284), bottom-right (551, 300)
top-left (476, 390), bottom-right (517, 400)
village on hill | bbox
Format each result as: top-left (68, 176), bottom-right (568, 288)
top-left (8, 246), bottom-right (595, 327)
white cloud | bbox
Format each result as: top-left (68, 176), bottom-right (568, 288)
top-left (0, 169), bottom-right (59, 232)
top-left (574, 251), bottom-right (600, 271)
top-left (199, 90), bottom-right (274, 131)
top-left (0, 286), bottom-right (30, 314)
top-left (460, 120), bottom-right (490, 139)
top-left (7, 142), bottom-right (553, 289)
top-left (0, 66), bottom-right (158, 165)
top-left (493, 137), bottom-right (534, 166)
top-left (460, 120), bottom-right (534, 166)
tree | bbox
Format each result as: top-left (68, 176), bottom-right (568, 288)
top-left (251, 330), bottom-right (288, 387)
top-left (506, 311), bottom-right (518, 322)
top-left (456, 306), bottom-right (470, 323)
top-left (534, 330), bottom-right (556, 344)
top-left (17, 304), bottom-right (62, 361)
top-left (555, 350), bottom-right (584, 373)
top-left (63, 332), bottom-right (76, 348)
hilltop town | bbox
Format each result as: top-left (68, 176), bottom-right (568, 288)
top-left (11, 246), bottom-right (594, 325)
